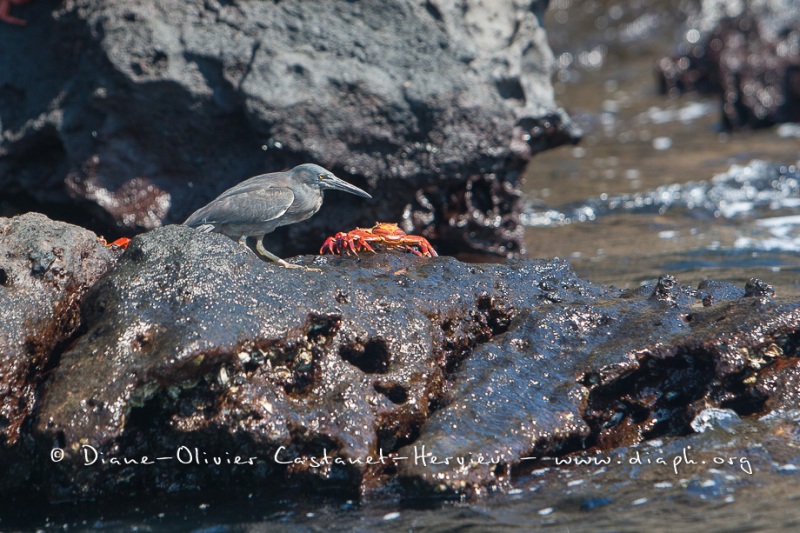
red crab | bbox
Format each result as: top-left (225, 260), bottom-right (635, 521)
top-left (98, 236), bottom-right (131, 250)
top-left (1, 0), bottom-right (32, 26)
top-left (320, 222), bottom-right (437, 258)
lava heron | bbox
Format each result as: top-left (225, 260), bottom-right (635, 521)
top-left (184, 164), bottom-right (371, 268)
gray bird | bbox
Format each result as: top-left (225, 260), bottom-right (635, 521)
top-left (184, 164), bottom-right (371, 268)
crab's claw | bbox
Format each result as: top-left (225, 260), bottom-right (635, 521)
top-left (320, 235), bottom-right (337, 255)
top-left (403, 235), bottom-right (438, 257)
top-left (320, 232), bottom-right (358, 255)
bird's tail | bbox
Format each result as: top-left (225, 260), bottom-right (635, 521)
top-left (191, 224), bottom-right (216, 233)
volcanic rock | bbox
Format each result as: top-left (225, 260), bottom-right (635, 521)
top-left (0, 0), bottom-right (579, 256)
top-left (0, 219), bottom-right (794, 500)
top-left (656, 0), bottom-right (800, 129)
top-left (0, 213), bottom-right (117, 492)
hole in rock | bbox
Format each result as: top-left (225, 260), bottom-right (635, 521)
top-left (496, 78), bottom-right (525, 102)
top-left (373, 381), bottom-right (408, 404)
top-left (340, 339), bottom-right (391, 374)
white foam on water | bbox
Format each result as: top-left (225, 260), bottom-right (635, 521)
top-left (522, 160), bottom-right (800, 228)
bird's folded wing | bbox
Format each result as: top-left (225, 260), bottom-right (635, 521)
top-left (185, 187), bottom-right (295, 227)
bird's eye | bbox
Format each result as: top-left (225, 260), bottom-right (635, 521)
top-left (319, 173), bottom-right (328, 180)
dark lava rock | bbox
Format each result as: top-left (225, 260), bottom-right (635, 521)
top-left (29, 224), bottom-right (607, 499)
top-left (396, 274), bottom-right (800, 494)
top-left (656, 0), bottom-right (800, 129)
top-left (0, 0), bottom-right (578, 256)
top-left (0, 219), bottom-right (792, 502)
top-left (0, 213), bottom-right (117, 491)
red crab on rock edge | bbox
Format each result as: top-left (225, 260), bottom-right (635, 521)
top-left (320, 222), bottom-right (438, 258)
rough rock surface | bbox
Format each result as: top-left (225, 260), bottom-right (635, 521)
top-left (397, 276), bottom-right (800, 492)
top-left (0, 217), bottom-right (796, 502)
top-left (30, 224), bottom-right (607, 499)
top-left (657, 0), bottom-right (800, 129)
top-left (0, 0), bottom-right (579, 256)
top-left (0, 213), bottom-right (117, 492)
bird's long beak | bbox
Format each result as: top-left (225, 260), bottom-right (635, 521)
top-left (326, 176), bottom-right (372, 199)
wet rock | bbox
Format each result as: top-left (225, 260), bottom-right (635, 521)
top-left (750, 344), bottom-right (800, 413)
top-left (0, 213), bottom-right (117, 491)
top-left (30, 225), bottom-right (604, 499)
top-left (656, 0), bottom-right (800, 129)
top-left (745, 277), bottom-right (775, 298)
top-left (690, 407), bottom-right (743, 434)
top-left (697, 279), bottom-right (746, 307)
top-left (0, 0), bottom-right (578, 256)
top-left (0, 222), bottom-right (790, 501)
top-left (648, 274), bottom-right (684, 303)
top-left (396, 274), bottom-right (800, 494)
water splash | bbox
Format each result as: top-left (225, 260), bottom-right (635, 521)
top-left (523, 160), bottom-right (800, 227)
top-left (734, 215), bottom-right (800, 252)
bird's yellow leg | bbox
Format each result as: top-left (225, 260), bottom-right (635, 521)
top-left (255, 238), bottom-right (319, 271)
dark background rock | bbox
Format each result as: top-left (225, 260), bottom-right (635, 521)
top-left (0, 218), bottom-right (794, 501)
top-left (0, 0), bottom-right (579, 257)
top-left (656, 0), bottom-right (800, 129)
